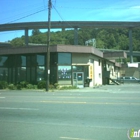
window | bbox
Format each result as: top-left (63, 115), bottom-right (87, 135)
top-left (58, 66), bottom-right (71, 84)
top-left (58, 53), bottom-right (71, 65)
top-left (125, 77), bottom-right (130, 79)
top-left (37, 66), bottom-right (45, 81)
top-left (21, 56), bottom-right (26, 67)
top-left (73, 66), bottom-right (84, 72)
top-left (131, 77), bottom-right (135, 79)
top-left (17, 67), bottom-right (26, 82)
top-left (0, 56), bottom-right (8, 67)
top-left (37, 55), bottom-right (45, 66)
top-left (0, 68), bottom-right (8, 81)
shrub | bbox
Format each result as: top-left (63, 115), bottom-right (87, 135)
top-left (0, 81), bottom-right (8, 89)
top-left (37, 80), bottom-right (46, 89)
top-left (54, 83), bottom-right (59, 89)
top-left (26, 84), bottom-right (35, 89)
top-left (20, 81), bottom-right (29, 88)
top-left (8, 84), bottom-right (16, 90)
top-left (59, 86), bottom-right (78, 90)
top-left (16, 84), bottom-right (22, 90)
top-left (49, 84), bottom-right (54, 89)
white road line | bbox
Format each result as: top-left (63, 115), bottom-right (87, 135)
top-left (60, 137), bottom-right (92, 140)
top-left (0, 107), bottom-right (38, 110)
top-left (0, 97), bottom-right (5, 98)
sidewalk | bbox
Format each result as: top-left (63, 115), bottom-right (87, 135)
top-left (55, 85), bottom-right (119, 92)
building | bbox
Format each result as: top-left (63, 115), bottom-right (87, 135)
top-left (0, 44), bottom-right (126, 87)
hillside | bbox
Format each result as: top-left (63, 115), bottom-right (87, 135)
top-left (10, 28), bottom-right (140, 52)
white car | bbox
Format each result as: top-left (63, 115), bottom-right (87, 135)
top-left (117, 76), bottom-right (140, 83)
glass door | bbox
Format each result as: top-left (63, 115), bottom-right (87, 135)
top-left (73, 72), bottom-right (84, 88)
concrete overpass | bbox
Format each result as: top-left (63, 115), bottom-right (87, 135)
top-left (0, 21), bottom-right (140, 31)
top-left (0, 21), bottom-right (140, 62)
top-left (100, 49), bottom-right (140, 61)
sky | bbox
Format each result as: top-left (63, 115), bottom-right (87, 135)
top-left (0, 0), bottom-right (140, 42)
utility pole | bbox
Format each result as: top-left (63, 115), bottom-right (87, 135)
top-left (46, 0), bottom-right (52, 91)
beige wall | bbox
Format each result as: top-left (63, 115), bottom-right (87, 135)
top-left (72, 53), bottom-right (103, 87)
top-left (88, 55), bottom-right (102, 86)
top-left (72, 53), bottom-right (124, 86)
top-left (72, 53), bottom-right (90, 64)
top-left (72, 53), bottom-right (122, 86)
top-left (93, 60), bottom-right (102, 86)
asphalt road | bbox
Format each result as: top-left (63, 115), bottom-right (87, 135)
top-left (0, 84), bottom-right (140, 140)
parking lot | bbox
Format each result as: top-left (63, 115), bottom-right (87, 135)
top-left (0, 84), bottom-right (140, 140)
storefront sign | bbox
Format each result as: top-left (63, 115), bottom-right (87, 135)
top-left (89, 65), bottom-right (93, 79)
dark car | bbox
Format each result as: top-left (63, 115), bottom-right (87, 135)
top-left (117, 76), bottom-right (140, 83)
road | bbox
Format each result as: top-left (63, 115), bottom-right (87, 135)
top-left (0, 84), bottom-right (140, 140)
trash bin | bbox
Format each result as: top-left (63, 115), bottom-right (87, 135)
top-left (85, 78), bottom-right (92, 87)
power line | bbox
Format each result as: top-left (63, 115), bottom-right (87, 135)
top-left (53, 5), bottom-right (94, 46)
top-left (6, 8), bottom-right (46, 24)
top-left (0, 2), bottom-right (45, 14)
top-left (55, 5), bottom-right (140, 10)
top-left (0, 1), bottom-right (58, 24)
top-left (0, 2), bottom-right (47, 24)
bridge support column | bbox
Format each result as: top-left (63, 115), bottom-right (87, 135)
top-left (25, 28), bottom-right (29, 47)
top-left (129, 28), bottom-right (133, 63)
top-left (74, 27), bottom-right (78, 45)
top-left (61, 28), bottom-right (65, 44)
top-left (61, 28), bottom-right (65, 32)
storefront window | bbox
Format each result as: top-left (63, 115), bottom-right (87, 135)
top-left (73, 66), bottom-right (84, 72)
top-left (17, 67), bottom-right (26, 82)
top-left (37, 66), bottom-right (45, 81)
top-left (37, 55), bottom-right (45, 66)
top-left (58, 53), bottom-right (71, 65)
top-left (0, 56), bottom-right (8, 66)
top-left (21, 56), bottom-right (26, 67)
top-left (0, 68), bottom-right (8, 81)
top-left (58, 66), bottom-right (71, 84)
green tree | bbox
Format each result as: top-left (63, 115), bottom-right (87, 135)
top-left (10, 27), bottom-right (140, 52)
top-left (32, 29), bottom-right (41, 36)
top-left (11, 37), bottom-right (24, 47)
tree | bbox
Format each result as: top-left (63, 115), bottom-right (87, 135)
top-left (11, 38), bottom-right (24, 47)
top-left (32, 29), bottom-right (41, 36)
top-left (9, 27), bottom-right (140, 52)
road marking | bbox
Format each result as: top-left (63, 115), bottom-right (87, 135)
top-left (40, 100), bottom-right (140, 106)
top-left (60, 136), bottom-right (91, 140)
top-left (0, 97), bottom-right (5, 98)
top-left (46, 96), bottom-right (140, 100)
top-left (0, 107), bottom-right (38, 110)
top-left (60, 137), bottom-right (81, 140)
top-left (41, 101), bottom-right (87, 104)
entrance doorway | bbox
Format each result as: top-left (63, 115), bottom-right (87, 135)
top-left (73, 72), bottom-right (84, 88)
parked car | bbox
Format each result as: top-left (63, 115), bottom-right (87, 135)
top-left (117, 76), bottom-right (140, 83)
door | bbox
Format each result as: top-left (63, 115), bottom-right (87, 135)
top-left (73, 72), bottom-right (84, 88)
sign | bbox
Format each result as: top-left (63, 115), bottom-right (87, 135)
top-left (127, 128), bottom-right (140, 139)
top-left (89, 65), bottom-right (93, 79)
